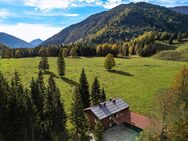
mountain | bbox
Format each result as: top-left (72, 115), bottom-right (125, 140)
top-left (41, 2), bottom-right (188, 46)
top-left (0, 43), bottom-right (9, 50)
top-left (0, 32), bottom-right (33, 48)
top-left (30, 39), bottom-right (43, 47)
top-left (170, 6), bottom-right (188, 15)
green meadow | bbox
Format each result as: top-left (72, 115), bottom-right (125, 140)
top-left (0, 57), bottom-right (187, 116)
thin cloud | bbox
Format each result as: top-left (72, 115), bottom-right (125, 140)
top-left (29, 12), bottom-right (80, 17)
top-left (0, 9), bottom-right (10, 18)
top-left (24, 0), bottom-right (188, 10)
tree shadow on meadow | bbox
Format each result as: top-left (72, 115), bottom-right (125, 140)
top-left (42, 70), bottom-right (59, 78)
top-left (61, 77), bottom-right (79, 87)
top-left (109, 70), bottom-right (134, 76)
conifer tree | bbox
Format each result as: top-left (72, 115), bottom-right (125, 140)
top-left (79, 68), bottom-right (90, 108)
top-left (100, 87), bottom-right (106, 102)
top-left (0, 72), bottom-right (9, 136)
top-left (177, 33), bottom-right (182, 42)
top-left (70, 87), bottom-right (89, 141)
top-left (57, 50), bottom-right (65, 76)
top-left (94, 121), bottom-right (104, 141)
top-left (91, 77), bottom-right (101, 105)
top-left (44, 75), bottom-right (67, 141)
top-left (38, 56), bottom-right (49, 71)
top-left (6, 71), bottom-right (26, 141)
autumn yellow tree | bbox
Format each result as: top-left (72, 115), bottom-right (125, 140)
top-left (137, 66), bottom-right (188, 141)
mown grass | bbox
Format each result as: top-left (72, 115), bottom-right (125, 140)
top-left (0, 57), bottom-right (187, 116)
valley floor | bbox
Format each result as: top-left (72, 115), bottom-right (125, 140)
top-left (0, 57), bottom-right (187, 116)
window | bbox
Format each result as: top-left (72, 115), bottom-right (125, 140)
top-left (116, 113), bottom-right (119, 117)
top-left (94, 119), bottom-right (97, 123)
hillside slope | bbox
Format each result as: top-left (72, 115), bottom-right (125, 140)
top-left (153, 40), bottom-right (188, 62)
top-left (41, 2), bottom-right (188, 46)
top-left (0, 43), bottom-right (9, 50)
top-left (171, 6), bottom-right (188, 15)
top-left (30, 39), bottom-right (43, 47)
top-left (0, 32), bottom-right (33, 48)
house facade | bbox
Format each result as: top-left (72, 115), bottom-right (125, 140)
top-left (84, 98), bottom-right (131, 129)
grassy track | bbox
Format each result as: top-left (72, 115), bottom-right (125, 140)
top-left (0, 57), bottom-right (187, 116)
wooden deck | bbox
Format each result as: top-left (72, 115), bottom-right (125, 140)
top-left (125, 112), bottom-right (151, 129)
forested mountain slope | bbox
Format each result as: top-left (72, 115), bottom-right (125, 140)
top-left (170, 6), bottom-right (188, 15)
top-left (41, 2), bottom-right (188, 46)
top-left (0, 32), bottom-right (33, 48)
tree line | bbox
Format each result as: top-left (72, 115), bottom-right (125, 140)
top-left (1, 31), bottom-right (187, 59)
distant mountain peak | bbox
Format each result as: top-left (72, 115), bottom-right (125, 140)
top-left (170, 6), bottom-right (188, 15)
top-left (0, 32), bottom-right (33, 48)
top-left (30, 39), bottom-right (43, 47)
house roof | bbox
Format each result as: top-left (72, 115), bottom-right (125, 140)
top-left (85, 98), bottom-right (129, 120)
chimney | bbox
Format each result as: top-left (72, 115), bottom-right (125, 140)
top-left (99, 104), bottom-right (102, 108)
top-left (113, 99), bottom-right (116, 104)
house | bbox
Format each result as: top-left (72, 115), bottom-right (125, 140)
top-left (84, 98), bottom-right (150, 130)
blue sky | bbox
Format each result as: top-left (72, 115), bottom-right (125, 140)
top-left (0, 0), bottom-right (188, 42)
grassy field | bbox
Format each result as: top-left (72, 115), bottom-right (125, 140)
top-left (154, 40), bottom-right (188, 62)
top-left (0, 57), bottom-right (187, 116)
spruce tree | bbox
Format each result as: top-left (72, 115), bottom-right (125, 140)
top-left (44, 74), bottom-right (67, 141)
top-left (91, 77), bottom-right (101, 105)
top-left (70, 87), bottom-right (89, 141)
top-left (100, 87), bottom-right (106, 102)
top-left (31, 78), bottom-right (43, 114)
top-left (6, 71), bottom-right (26, 141)
top-left (57, 50), bottom-right (65, 76)
top-left (0, 72), bottom-right (9, 137)
top-left (79, 68), bottom-right (90, 108)
top-left (94, 121), bottom-right (104, 141)
top-left (38, 56), bottom-right (49, 71)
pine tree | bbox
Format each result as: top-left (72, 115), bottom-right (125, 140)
top-left (57, 50), bottom-right (65, 76)
top-left (31, 78), bottom-right (43, 114)
top-left (100, 87), bottom-right (106, 102)
top-left (91, 77), bottom-right (101, 105)
top-left (38, 56), bottom-right (49, 71)
top-left (44, 75), bottom-right (67, 141)
top-left (79, 68), bottom-right (90, 108)
top-left (0, 72), bottom-right (9, 137)
top-left (6, 71), bottom-right (26, 141)
top-left (70, 87), bottom-right (89, 141)
top-left (94, 121), bottom-right (104, 141)
top-left (37, 71), bottom-right (46, 95)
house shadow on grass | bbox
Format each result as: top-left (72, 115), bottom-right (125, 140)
top-left (61, 77), bottom-right (79, 87)
top-left (42, 70), bottom-right (59, 78)
top-left (109, 70), bottom-right (133, 76)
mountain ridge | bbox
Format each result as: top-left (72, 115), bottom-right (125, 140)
top-left (41, 2), bottom-right (188, 46)
top-left (0, 32), bottom-right (33, 48)
top-left (170, 6), bottom-right (188, 15)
